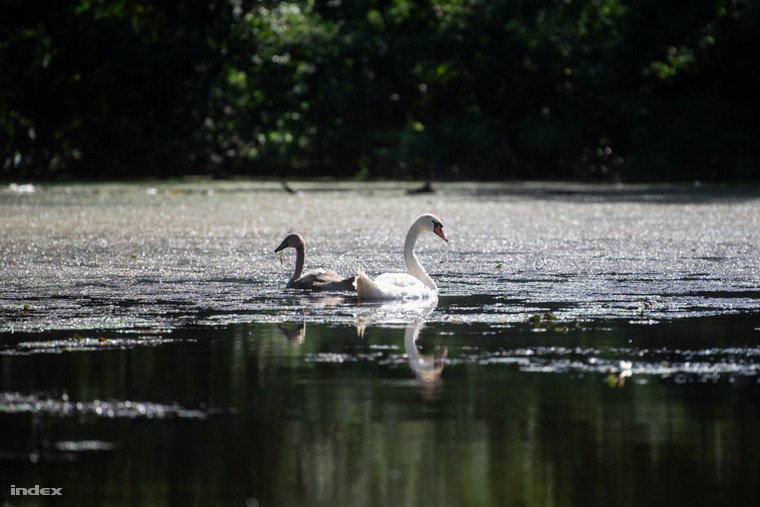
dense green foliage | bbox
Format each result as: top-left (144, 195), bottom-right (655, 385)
top-left (2, 0), bottom-right (758, 181)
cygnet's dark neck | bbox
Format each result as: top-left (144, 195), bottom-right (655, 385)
top-left (287, 245), bottom-right (306, 288)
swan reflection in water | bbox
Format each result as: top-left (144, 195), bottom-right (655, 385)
top-left (357, 296), bottom-right (446, 385)
top-left (277, 295), bottom-right (445, 382)
top-left (275, 294), bottom-right (349, 344)
top-left (404, 320), bottom-right (447, 383)
top-left (277, 321), bottom-right (306, 344)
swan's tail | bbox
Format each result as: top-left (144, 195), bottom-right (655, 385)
top-left (354, 268), bottom-right (384, 300)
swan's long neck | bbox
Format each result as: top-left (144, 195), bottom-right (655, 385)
top-left (287, 246), bottom-right (305, 288)
top-left (404, 223), bottom-right (437, 290)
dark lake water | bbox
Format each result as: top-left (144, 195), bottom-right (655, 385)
top-left (1, 181), bottom-right (759, 506)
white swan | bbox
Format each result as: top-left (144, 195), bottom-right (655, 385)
top-left (355, 213), bottom-right (448, 300)
top-left (274, 233), bottom-right (356, 291)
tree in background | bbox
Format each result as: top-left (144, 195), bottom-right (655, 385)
top-left (1, 0), bottom-right (758, 181)
top-left (1, 0), bottom-right (232, 178)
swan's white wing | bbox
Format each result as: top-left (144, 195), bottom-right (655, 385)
top-left (358, 272), bottom-right (436, 300)
top-left (374, 273), bottom-right (423, 288)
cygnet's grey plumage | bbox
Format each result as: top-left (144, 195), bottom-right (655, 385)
top-left (274, 233), bottom-right (356, 291)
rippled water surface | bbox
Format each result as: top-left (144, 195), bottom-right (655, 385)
top-left (1, 180), bottom-right (759, 506)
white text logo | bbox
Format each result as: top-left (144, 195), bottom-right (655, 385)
top-left (11, 485), bottom-right (63, 496)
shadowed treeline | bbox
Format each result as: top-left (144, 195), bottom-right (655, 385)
top-left (2, 0), bottom-right (759, 181)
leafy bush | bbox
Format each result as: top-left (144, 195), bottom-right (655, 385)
top-left (1, 0), bottom-right (758, 181)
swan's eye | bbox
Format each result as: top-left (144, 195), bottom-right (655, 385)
top-left (432, 220), bottom-right (442, 229)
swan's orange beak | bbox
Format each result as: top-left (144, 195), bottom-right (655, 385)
top-left (434, 224), bottom-right (448, 242)
top-left (435, 348), bottom-right (448, 370)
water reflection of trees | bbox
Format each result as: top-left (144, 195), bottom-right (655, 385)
top-left (5, 318), bottom-right (757, 505)
top-left (246, 343), bottom-right (757, 506)
top-left (254, 311), bottom-right (759, 506)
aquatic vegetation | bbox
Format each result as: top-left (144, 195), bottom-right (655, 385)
top-left (1, 181), bottom-right (758, 376)
top-left (0, 392), bottom-right (208, 419)
top-left (5, 332), bottom-right (177, 355)
top-left (530, 312), bottom-right (571, 333)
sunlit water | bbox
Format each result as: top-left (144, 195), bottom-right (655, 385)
top-left (1, 180), bottom-right (759, 506)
